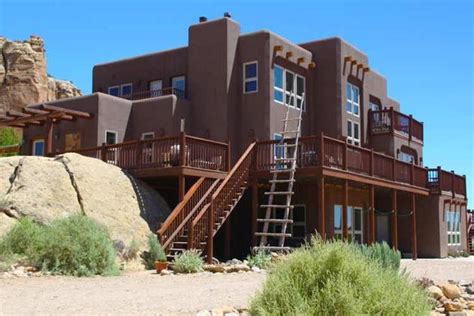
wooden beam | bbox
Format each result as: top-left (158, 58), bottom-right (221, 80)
top-left (23, 107), bottom-right (49, 115)
top-left (6, 110), bottom-right (30, 118)
top-left (297, 57), bottom-right (305, 65)
top-left (319, 176), bottom-right (326, 240)
top-left (40, 104), bottom-right (92, 118)
top-left (178, 175), bottom-right (186, 202)
top-left (344, 56), bottom-right (352, 62)
top-left (357, 64), bottom-right (364, 70)
top-left (391, 189), bottom-right (398, 250)
top-left (273, 45), bottom-right (283, 53)
top-left (342, 180), bottom-right (348, 240)
top-left (411, 193), bottom-right (417, 260)
top-left (286, 51), bottom-right (293, 59)
top-left (363, 67), bottom-right (370, 73)
top-left (0, 112), bottom-right (62, 127)
top-left (45, 118), bottom-right (54, 156)
top-left (308, 62), bottom-right (316, 69)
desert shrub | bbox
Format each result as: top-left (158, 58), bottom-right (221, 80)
top-left (141, 235), bottom-right (166, 269)
top-left (250, 238), bottom-right (431, 315)
top-left (172, 249), bottom-right (203, 273)
top-left (0, 215), bottom-right (119, 277)
top-left (358, 241), bottom-right (401, 270)
top-left (0, 128), bottom-right (20, 147)
top-left (246, 248), bottom-right (272, 269)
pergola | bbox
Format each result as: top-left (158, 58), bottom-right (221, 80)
top-left (0, 104), bottom-right (92, 156)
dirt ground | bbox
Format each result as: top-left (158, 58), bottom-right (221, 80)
top-left (1, 257), bottom-right (473, 315)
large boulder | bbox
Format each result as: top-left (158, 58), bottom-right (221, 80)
top-left (0, 153), bottom-right (171, 250)
top-left (0, 35), bottom-right (81, 113)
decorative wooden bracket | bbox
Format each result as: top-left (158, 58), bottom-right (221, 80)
top-left (297, 57), bottom-right (305, 65)
top-left (274, 45), bottom-right (283, 53)
top-left (286, 51), bottom-right (293, 59)
top-left (308, 62), bottom-right (316, 69)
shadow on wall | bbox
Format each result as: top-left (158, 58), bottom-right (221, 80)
top-left (124, 172), bottom-right (172, 233)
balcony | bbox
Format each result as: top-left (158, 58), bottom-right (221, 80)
top-left (255, 134), bottom-right (466, 197)
top-left (120, 88), bottom-right (186, 101)
top-left (369, 108), bottom-right (423, 143)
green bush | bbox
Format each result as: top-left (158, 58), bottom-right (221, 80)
top-left (358, 241), bottom-right (401, 270)
top-left (247, 248), bottom-right (272, 269)
top-left (250, 238), bottom-right (431, 315)
top-left (0, 215), bottom-right (119, 277)
top-left (0, 128), bottom-right (20, 147)
top-left (172, 249), bottom-right (203, 273)
top-left (141, 235), bottom-right (167, 269)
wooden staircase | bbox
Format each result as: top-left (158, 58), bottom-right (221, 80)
top-left (157, 142), bottom-right (256, 262)
top-left (468, 213), bottom-right (474, 255)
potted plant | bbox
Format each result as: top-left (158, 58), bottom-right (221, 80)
top-left (154, 244), bottom-right (168, 273)
top-left (142, 235), bottom-right (168, 273)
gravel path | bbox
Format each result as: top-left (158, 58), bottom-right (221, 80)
top-left (0, 271), bottom-right (266, 315)
top-left (1, 257), bottom-right (473, 315)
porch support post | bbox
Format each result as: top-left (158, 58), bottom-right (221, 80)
top-left (318, 176), bottom-right (326, 240)
top-left (411, 193), bottom-right (417, 260)
top-left (369, 184), bottom-right (375, 244)
top-left (391, 189), bottom-right (398, 250)
top-left (342, 180), bottom-right (348, 240)
top-left (178, 175), bottom-right (186, 202)
top-left (251, 180), bottom-right (258, 247)
top-left (207, 201), bottom-right (215, 264)
top-left (45, 118), bottom-right (54, 156)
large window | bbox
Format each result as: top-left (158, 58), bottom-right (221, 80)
top-left (347, 120), bottom-right (360, 146)
top-left (346, 82), bottom-right (360, 116)
top-left (273, 65), bottom-right (305, 110)
top-left (171, 76), bottom-right (186, 98)
top-left (334, 205), bottom-right (364, 243)
top-left (32, 139), bottom-right (45, 156)
top-left (243, 61), bottom-right (258, 94)
top-left (446, 203), bottom-right (461, 246)
top-left (108, 83), bottom-right (133, 98)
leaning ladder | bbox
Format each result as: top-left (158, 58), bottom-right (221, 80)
top-left (256, 90), bottom-right (304, 250)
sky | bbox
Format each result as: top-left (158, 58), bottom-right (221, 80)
top-left (1, 0), bottom-right (473, 207)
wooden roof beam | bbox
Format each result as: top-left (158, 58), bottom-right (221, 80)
top-left (40, 104), bottom-right (92, 118)
top-left (286, 51), bottom-right (293, 59)
top-left (344, 56), bottom-right (352, 62)
top-left (274, 45), bottom-right (283, 53)
top-left (297, 57), bottom-right (305, 65)
top-left (308, 62), bottom-right (316, 69)
top-left (23, 107), bottom-right (49, 115)
top-left (6, 110), bottom-right (30, 118)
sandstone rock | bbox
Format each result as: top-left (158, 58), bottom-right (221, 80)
top-left (251, 266), bottom-right (261, 273)
top-left (160, 269), bottom-right (172, 276)
top-left (0, 153), bottom-right (171, 250)
top-left (441, 283), bottom-right (463, 299)
top-left (467, 301), bottom-right (474, 310)
top-left (467, 287), bottom-right (474, 295)
top-left (203, 264), bottom-right (226, 273)
top-left (428, 286), bottom-right (445, 300)
top-left (444, 301), bottom-right (464, 312)
top-left (0, 36), bottom-right (81, 113)
top-left (225, 264), bottom-right (250, 273)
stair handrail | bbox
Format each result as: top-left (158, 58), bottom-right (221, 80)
top-left (158, 177), bottom-right (211, 250)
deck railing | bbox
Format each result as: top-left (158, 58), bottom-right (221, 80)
top-left (427, 167), bottom-right (467, 197)
top-left (120, 87), bottom-right (186, 101)
top-left (65, 133), bottom-right (230, 172)
top-left (369, 108), bottom-right (423, 142)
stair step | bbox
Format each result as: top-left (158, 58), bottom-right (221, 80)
top-left (275, 143), bottom-right (297, 147)
top-left (270, 169), bottom-right (295, 173)
top-left (169, 248), bottom-right (185, 253)
top-left (275, 157), bottom-right (296, 162)
top-left (264, 191), bottom-right (294, 195)
top-left (255, 246), bottom-right (292, 251)
top-left (255, 232), bottom-right (291, 237)
top-left (260, 205), bottom-right (294, 209)
top-left (269, 179), bottom-right (295, 184)
top-left (257, 218), bottom-right (293, 223)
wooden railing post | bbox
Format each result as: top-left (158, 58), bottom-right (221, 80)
top-left (451, 170), bottom-right (455, 198)
top-left (370, 149), bottom-right (374, 176)
top-left (437, 166), bottom-right (442, 193)
top-left (408, 115), bottom-right (413, 142)
top-left (101, 142), bottom-right (107, 161)
top-left (207, 200), bottom-right (214, 264)
top-left (187, 222), bottom-right (194, 249)
top-left (136, 140), bottom-right (143, 169)
top-left (319, 132), bottom-right (325, 166)
top-left (180, 132), bottom-right (186, 166)
top-left (226, 141), bottom-right (231, 172)
top-left (390, 107), bottom-right (395, 134)
top-left (343, 137), bottom-right (348, 170)
top-left (410, 160), bottom-right (415, 185)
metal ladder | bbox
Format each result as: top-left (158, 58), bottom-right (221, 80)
top-left (256, 90), bottom-right (304, 251)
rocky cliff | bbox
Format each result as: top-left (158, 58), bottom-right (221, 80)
top-left (0, 35), bottom-right (82, 113)
top-left (0, 153), bottom-right (172, 250)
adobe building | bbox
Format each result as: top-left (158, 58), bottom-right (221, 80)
top-left (3, 15), bottom-right (468, 261)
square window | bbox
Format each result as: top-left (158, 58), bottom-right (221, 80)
top-left (245, 81), bottom-right (257, 93)
top-left (108, 86), bottom-right (119, 96)
top-left (121, 84), bottom-right (132, 96)
top-left (244, 62), bottom-right (258, 94)
top-left (105, 131), bottom-right (117, 145)
top-left (347, 121), bottom-right (352, 137)
top-left (354, 122), bottom-right (359, 140)
top-left (274, 66), bottom-right (283, 89)
top-left (274, 90), bottom-right (284, 103)
top-left (245, 63), bottom-right (257, 79)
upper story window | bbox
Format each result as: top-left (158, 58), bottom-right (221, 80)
top-left (105, 130), bottom-right (118, 145)
top-left (243, 61), bottom-right (258, 94)
top-left (347, 120), bottom-right (360, 146)
top-left (273, 65), bottom-right (305, 110)
top-left (346, 82), bottom-right (360, 116)
top-left (399, 152), bottom-right (414, 164)
top-left (108, 83), bottom-right (133, 98)
top-left (172, 76), bottom-right (186, 98)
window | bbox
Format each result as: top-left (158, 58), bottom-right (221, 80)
top-left (108, 84), bottom-right (132, 98)
top-left (347, 120), bottom-right (360, 146)
top-left (346, 82), bottom-right (360, 116)
top-left (370, 102), bottom-right (380, 112)
top-left (446, 203), bottom-right (461, 246)
top-left (108, 86), bottom-right (119, 96)
top-left (399, 152), bottom-right (414, 163)
top-left (141, 132), bottom-right (155, 164)
top-left (149, 80), bottom-right (163, 97)
top-left (105, 130), bottom-right (117, 145)
top-left (274, 66), bottom-right (284, 103)
top-left (32, 139), bottom-right (45, 156)
top-left (334, 205), bottom-right (364, 243)
top-left (171, 76), bottom-right (186, 98)
top-left (243, 61), bottom-right (258, 93)
top-left (273, 66), bottom-right (305, 110)
top-left (273, 133), bottom-right (286, 169)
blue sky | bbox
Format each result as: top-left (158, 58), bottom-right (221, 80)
top-left (1, 0), bottom-right (473, 206)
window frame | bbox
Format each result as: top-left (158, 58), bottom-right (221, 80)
top-left (32, 139), bottom-right (45, 156)
top-left (334, 204), bottom-right (364, 243)
top-left (273, 65), bottom-right (306, 111)
top-left (120, 83), bottom-right (133, 97)
top-left (347, 120), bottom-right (360, 146)
top-left (273, 65), bottom-right (285, 104)
top-left (108, 85), bottom-right (120, 96)
top-left (346, 82), bottom-right (360, 117)
top-left (446, 203), bottom-right (461, 246)
top-left (243, 61), bottom-right (258, 94)
top-left (105, 130), bottom-right (118, 145)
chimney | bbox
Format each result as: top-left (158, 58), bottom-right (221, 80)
top-left (199, 16), bottom-right (207, 23)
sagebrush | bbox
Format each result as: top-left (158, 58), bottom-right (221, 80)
top-left (0, 216), bottom-right (119, 276)
top-left (358, 241), bottom-right (401, 270)
top-left (246, 248), bottom-right (272, 269)
top-left (250, 237), bottom-right (431, 315)
top-left (141, 234), bottom-right (167, 269)
top-left (172, 249), bottom-right (203, 273)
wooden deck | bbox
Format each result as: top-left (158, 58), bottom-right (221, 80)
top-left (369, 108), bottom-right (423, 143)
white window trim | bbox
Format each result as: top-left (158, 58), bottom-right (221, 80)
top-left (120, 83), bottom-right (133, 96)
top-left (105, 130), bottom-right (118, 145)
top-left (243, 61), bottom-right (258, 94)
top-left (346, 82), bottom-right (360, 117)
top-left (347, 120), bottom-right (360, 146)
top-left (32, 139), bottom-right (45, 156)
top-left (285, 69), bottom-right (296, 108)
top-left (273, 65), bottom-right (285, 104)
top-left (108, 85), bottom-right (120, 95)
top-left (141, 132), bottom-right (155, 140)
top-left (334, 204), bottom-right (364, 244)
top-left (273, 65), bottom-right (306, 111)
top-left (446, 205), bottom-right (461, 246)
top-left (295, 74), bottom-right (306, 111)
